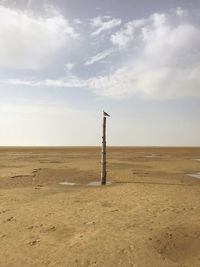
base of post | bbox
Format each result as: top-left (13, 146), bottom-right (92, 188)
top-left (101, 179), bottom-right (106, 185)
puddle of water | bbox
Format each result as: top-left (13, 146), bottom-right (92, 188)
top-left (187, 173), bottom-right (200, 179)
top-left (59, 182), bottom-right (78, 186)
top-left (144, 154), bottom-right (157, 158)
top-left (59, 181), bottom-right (112, 186)
top-left (88, 181), bottom-right (112, 186)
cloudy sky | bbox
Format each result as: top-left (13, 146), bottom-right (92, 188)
top-left (0, 0), bottom-right (200, 146)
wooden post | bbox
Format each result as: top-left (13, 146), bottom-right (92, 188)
top-left (101, 116), bottom-right (106, 185)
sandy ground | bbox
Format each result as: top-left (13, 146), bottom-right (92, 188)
top-left (0, 147), bottom-right (200, 267)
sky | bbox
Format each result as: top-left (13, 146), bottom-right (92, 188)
top-left (0, 0), bottom-right (200, 146)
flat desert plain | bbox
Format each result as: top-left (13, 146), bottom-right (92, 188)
top-left (0, 147), bottom-right (200, 267)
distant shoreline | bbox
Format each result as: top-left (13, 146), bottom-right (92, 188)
top-left (0, 146), bottom-right (200, 149)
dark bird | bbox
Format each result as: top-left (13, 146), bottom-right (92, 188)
top-left (102, 110), bottom-right (110, 117)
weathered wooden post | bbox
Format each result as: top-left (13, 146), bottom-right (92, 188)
top-left (101, 110), bottom-right (110, 185)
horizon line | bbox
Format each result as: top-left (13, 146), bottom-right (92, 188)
top-left (0, 145), bottom-right (200, 148)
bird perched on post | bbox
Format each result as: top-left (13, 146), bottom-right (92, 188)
top-left (102, 110), bottom-right (110, 117)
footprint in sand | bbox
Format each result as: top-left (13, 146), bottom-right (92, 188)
top-left (40, 226), bottom-right (56, 233)
top-left (28, 239), bottom-right (40, 246)
top-left (0, 209), bottom-right (10, 214)
top-left (4, 216), bottom-right (15, 222)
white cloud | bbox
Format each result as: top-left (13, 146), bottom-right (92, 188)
top-left (5, 76), bottom-right (89, 88)
top-left (73, 18), bottom-right (83, 24)
top-left (90, 16), bottom-right (122, 36)
top-left (175, 6), bottom-right (187, 17)
top-left (27, 0), bottom-right (32, 8)
top-left (111, 19), bottom-right (145, 48)
top-left (64, 63), bottom-right (75, 71)
top-left (2, 8), bottom-right (200, 100)
top-left (85, 48), bottom-right (115, 65)
top-left (98, 8), bottom-right (200, 99)
top-left (5, 64), bottom-right (200, 100)
top-left (0, 5), bottom-right (78, 69)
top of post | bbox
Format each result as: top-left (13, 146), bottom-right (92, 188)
top-left (102, 110), bottom-right (110, 117)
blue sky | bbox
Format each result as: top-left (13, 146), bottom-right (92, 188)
top-left (0, 0), bottom-right (200, 146)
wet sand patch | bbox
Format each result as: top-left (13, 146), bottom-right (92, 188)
top-left (187, 172), bottom-right (200, 179)
top-left (59, 182), bottom-right (79, 186)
